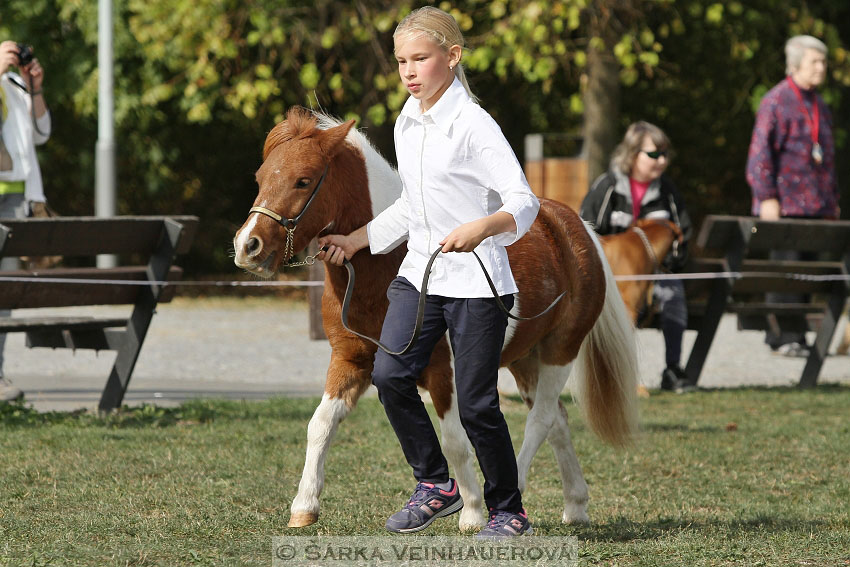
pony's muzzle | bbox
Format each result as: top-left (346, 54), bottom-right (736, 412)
top-left (233, 230), bottom-right (267, 270)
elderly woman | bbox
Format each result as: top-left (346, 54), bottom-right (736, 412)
top-left (746, 35), bottom-right (838, 358)
top-left (580, 121), bottom-right (693, 393)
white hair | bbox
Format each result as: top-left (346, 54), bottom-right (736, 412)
top-left (785, 35), bottom-right (827, 75)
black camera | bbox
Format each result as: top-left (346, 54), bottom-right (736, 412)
top-left (16, 43), bottom-right (34, 67)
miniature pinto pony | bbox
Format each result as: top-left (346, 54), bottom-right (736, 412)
top-left (233, 107), bottom-right (638, 530)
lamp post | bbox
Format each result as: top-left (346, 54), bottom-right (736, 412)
top-left (95, 0), bottom-right (116, 268)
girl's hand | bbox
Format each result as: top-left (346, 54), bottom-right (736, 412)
top-left (317, 225), bottom-right (370, 265)
top-left (440, 220), bottom-right (487, 253)
top-left (316, 235), bottom-right (353, 266)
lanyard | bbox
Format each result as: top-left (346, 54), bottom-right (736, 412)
top-left (786, 76), bottom-right (820, 145)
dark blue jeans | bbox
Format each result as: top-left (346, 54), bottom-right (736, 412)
top-left (653, 279), bottom-right (688, 368)
top-left (372, 277), bottom-right (523, 514)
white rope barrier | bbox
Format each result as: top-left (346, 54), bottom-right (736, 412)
top-left (0, 276), bottom-right (324, 287)
top-left (1, 270), bottom-right (849, 287)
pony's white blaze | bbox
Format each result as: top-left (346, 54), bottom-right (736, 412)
top-left (289, 393), bottom-right (352, 524)
top-left (316, 113), bottom-right (401, 218)
top-left (233, 214), bottom-right (261, 267)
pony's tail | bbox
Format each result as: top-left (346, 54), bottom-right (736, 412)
top-left (571, 226), bottom-right (639, 447)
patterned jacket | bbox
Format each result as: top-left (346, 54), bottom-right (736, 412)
top-left (745, 77), bottom-right (838, 218)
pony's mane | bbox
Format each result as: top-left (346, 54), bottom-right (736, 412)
top-left (263, 108), bottom-right (318, 160)
top-left (261, 107), bottom-right (401, 219)
top-left (313, 111), bottom-right (402, 219)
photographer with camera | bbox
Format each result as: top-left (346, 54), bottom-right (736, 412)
top-left (0, 40), bottom-right (52, 402)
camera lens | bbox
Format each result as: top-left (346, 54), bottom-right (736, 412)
top-left (16, 43), bottom-right (34, 67)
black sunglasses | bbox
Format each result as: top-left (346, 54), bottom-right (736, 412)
top-left (642, 149), bottom-right (668, 159)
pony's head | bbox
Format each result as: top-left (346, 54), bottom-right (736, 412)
top-left (233, 107), bottom-right (365, 276)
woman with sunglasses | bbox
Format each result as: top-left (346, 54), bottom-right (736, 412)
top-left (580, 121), bottom-right (694, 393)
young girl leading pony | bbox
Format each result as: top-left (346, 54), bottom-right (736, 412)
top-left (318, 6), bottom-right (539, 538)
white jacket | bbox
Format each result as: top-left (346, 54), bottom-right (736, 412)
top-left (0, 72), bottom-right (51, 202)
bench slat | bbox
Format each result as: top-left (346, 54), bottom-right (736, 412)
top-left (0, 317), bottom-right (127, 333)
top-left (0, 266), bottom-right (182, 309)
top-left (0, 216), bottom-right (198, 256)
top-left (697, 215), bottom-right (850, 255)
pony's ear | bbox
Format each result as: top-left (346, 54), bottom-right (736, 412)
top-left (317, 119), bottom-right (356, 159)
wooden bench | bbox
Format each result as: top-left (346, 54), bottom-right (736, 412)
top-left (677, 215), bottom-right (850, 387)
top-left (0, 216), bottom-right (199, 410)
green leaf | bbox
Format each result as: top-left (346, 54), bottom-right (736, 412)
top-left (705, 3), bottom-right (724, 24)
top-left (366, 103), bottom-right (387, 126)
top-left (299, 63), bottom-right (320, 90)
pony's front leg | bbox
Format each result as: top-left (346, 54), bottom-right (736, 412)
top-left (288, 357), bottom-right (371, 528)
top-left (438, 393), bottom-right (486, 531)
top-left (424, 350), bottom-right (486, 533)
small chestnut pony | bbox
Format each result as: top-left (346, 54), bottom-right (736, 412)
top-left (233, 107), bottom-right (638, 530)
top-left (600, 219), bottom-right (684, 324)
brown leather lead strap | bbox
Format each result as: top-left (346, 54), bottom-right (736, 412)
top-left (338, 247), bottom-right (567, 356)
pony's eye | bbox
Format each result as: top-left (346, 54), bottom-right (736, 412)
top-left (295, 178), bottom-right (311, 188)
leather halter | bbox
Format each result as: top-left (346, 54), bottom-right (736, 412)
top-left (248, 164), bottom-right (329, 266)
top-left (249, 164), bottom-right (329, 230)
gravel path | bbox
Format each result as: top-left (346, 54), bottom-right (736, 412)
top-left (4, 297), bottom-right (849, 411)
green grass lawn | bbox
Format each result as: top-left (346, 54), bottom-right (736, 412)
top-left (2, 387), bottom-right (849, 566)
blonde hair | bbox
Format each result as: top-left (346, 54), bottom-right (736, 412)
top-left (610, 121), bottom-right (671, 175)
top-left (785, 35), bottom-right (828, 75)
top-left (393, 6), bottom-right (478, 102)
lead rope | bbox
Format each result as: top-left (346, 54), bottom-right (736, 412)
top-left (338, 247), bottom-right (568, 356)
top-left (632, 226), bottom-right (660, 273)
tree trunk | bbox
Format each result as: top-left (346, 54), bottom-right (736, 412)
top-left (582, 44), bottom-right (621, 184)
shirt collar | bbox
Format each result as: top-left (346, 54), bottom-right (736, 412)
top-left (399, 77), bottom-right (469, 136)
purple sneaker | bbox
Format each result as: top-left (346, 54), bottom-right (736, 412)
top-left (385, 479), bottom-right (463, 533)
top-left (476, 508), bottom-right (533, 539)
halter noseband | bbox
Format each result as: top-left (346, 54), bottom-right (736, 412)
top-left (248, 164), bottom-right (329, 266)
top-left (249, 164), bottom-right (329, 230)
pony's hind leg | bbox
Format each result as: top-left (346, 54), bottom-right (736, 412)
top-left (511, 358), bottom-right (572, 495)
top-left (289, 357), bottom-right (371, 528)
top-left (547, 399), bottom-right (590, 523)
top-left (512, 358), bottom-right (590, 524)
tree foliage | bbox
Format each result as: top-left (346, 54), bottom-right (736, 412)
top-left (1, 0), bottom-right (847, 273)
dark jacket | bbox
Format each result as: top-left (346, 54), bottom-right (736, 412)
top-left (580, 167), bottom-right (692, 272)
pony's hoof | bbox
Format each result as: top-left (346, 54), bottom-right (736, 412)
top-left (288, 512), bottom-right (319, 527)
top-left (561, 509), bottom-right (590, 524)
top-left (636, 384), bottom-right (651, 398)
top-left (459, 511), bottom-right (486, 532)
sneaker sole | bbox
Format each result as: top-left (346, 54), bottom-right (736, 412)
top-left (388, 497), bottom-right (464, 534)
top-left (475, 525), bottom-right (534, 540)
